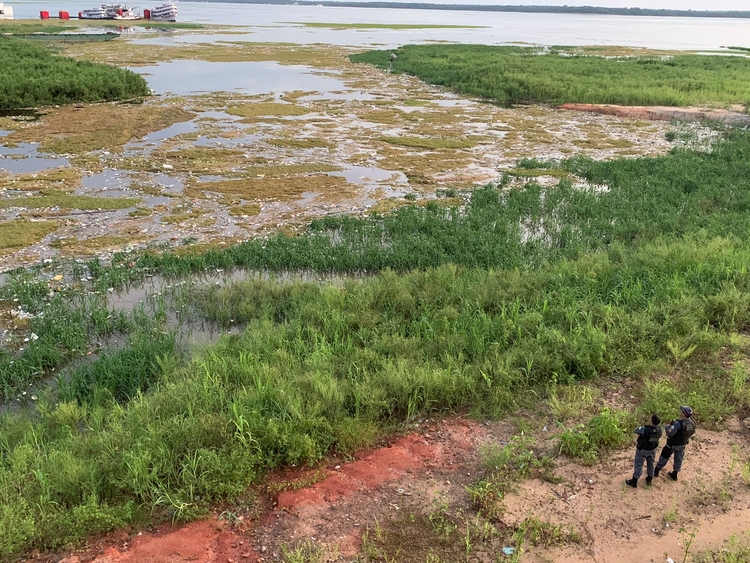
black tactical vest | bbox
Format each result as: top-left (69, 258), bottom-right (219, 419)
top-left (636, 425), bottom-right (662, 450)
top-left (671, 418), bottom-right (696, 446)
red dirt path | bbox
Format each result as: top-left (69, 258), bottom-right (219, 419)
top-left (52, 419), bottom-right (488, 563)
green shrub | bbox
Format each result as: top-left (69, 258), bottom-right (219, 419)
top-left (558, 409), bottom-right (631, 463)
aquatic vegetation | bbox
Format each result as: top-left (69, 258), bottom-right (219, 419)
top-left (0, 194), bottom-right (139, 211)
top-left (227, 102), bottom-right (310, 118)
top-left (0, 220), bottom-right (57, 254)
top-left (6, 104), bottom-right (196, 154)
top-left (351, 45), bottom-right (750, 108)
top-left (185, 174), bottom-right (354, 201)
top-left (378, 136), bottom-right (475, 149)
top-left (0, 37), bottom-right (149, 109)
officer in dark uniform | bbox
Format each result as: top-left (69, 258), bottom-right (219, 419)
top-left (654, 406), bottom-right (696, 481)
top-left (626, 414), bottom-right (662, 488)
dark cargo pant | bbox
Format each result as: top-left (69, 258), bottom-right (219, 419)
top-left (656, 444), bottom-right (686, 473)
top-left (633, 448), bottom-right (657, 479)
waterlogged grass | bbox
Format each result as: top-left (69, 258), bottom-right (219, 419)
top-left (227, 102), bottom-right (311, 118)
top-left (122, 129), bottom-right (750, 276)
top-left (7, 104), bottom-right (196, 154)
top-left (350, 45), bottom-right (750, 108)
top-left (2, 238), bottom-right (750, 555)
top-left (379, 136), bottom-right (475, 149)
top-left (0, 194), bottom-right (139, 211)
top-left (0, 220), bottom-right (57, 254)
top-left (0, 37), bottom-right (149, 109)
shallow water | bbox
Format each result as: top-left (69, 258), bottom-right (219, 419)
top-left (0, 143), bottom-right (70, 174)
top-left (132, 60), bottom-right (350, 96)
top-left (11, 0), bottom-right (750, 50)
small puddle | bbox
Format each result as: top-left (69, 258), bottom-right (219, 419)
top-left (331, 165), bottom-right (408, 185)
top-left (131, 60), bottom-right (349, 96)
top-left (81, 170), bottom-right (132, 191)
top-left (0, 143), bottom-right (69, 174)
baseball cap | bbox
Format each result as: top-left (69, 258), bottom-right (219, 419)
top-left (680, 405), bottom-right (693, 417)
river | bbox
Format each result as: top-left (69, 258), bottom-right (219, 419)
top-left (8, 0), bottom-right (750, 50)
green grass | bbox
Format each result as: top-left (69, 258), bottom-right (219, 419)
top-left (0, 194), bottom-right (139, 210)
top-left (0, 37), bottom-right (149, 109)
top-left (5, 112), bottom-right (750, 558)
top-left (350, 44), bottom-right (750, 108)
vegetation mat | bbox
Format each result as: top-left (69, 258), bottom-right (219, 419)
top-left (350, 45), bottom-right (750, 108)
top-left (0, 37), bottom-right (149, 109)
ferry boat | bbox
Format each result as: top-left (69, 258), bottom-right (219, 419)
top-left (0, 2), bottom-right (14, 19)
top-left (78, 3), bottom-right (138, 19)
top-left (144, 2), bottom-right (177, 22)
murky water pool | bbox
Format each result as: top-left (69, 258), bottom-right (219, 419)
top-left (0, 142), bottom-right (70, 174)
top-left (132, 60), bottom-right (351, 96)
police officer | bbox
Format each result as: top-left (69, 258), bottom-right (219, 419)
top-left (654, 406), bottom-right (696, 481)
top-left (626, 413), bottom-right (662, 488)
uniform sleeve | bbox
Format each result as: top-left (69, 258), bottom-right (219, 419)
top-left (634, 426), bottom-right (645, 435)
top-left (665, 421), bottom-right (680, 438)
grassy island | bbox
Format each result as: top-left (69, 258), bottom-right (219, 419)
top-left (351, 45), bottom-right (750, 108)
top-left (0, 37), bottom-right (149, 109)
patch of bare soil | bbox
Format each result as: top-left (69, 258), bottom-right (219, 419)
top-left (35, 417), bottom-right (750, 563)
top-left (559, 103), bottom-right (750, 126)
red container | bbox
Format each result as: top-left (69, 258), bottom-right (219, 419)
top-left (78, 12), bottom-right (83, 18)
top-left (59, 11), bottom-right (70, 20)
top-left (143, 8), bottom-right (151, 19)
top-left (40, 10), bottom-right (50, 19)
top-left (116, 8), bottom-right (122, 15)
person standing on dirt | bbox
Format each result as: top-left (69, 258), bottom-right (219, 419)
top-left (625, 414), bottom-right (662, 488)
top-left (654, 406), bottom-right (696, 481)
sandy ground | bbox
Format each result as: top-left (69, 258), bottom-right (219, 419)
top-left (28, 416), bottom-right (750, 563)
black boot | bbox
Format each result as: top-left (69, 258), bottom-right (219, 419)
top-left (646, 477), bottom-right (652, 486)
top-left (654, 467), bottom-right (661, 478)
top-left (625, 478), bottom-right (638, 488)
top-left (668, 471), bottom-right (678, 481)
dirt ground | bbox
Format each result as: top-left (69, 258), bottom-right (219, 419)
top-left (30, 415), bottom-right (750, 563)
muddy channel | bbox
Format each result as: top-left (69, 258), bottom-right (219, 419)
top-left (0, 30), bottom-right (715, 272)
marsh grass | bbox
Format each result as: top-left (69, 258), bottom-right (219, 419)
top-left (5, 130), bottom-right (750, 555)
top-left (227, 102), bottom-right (310, 118)
top-left (351, 45), bottom-right (750, 108)
top-left (0, 220), bottom-right (58, 254)
top-left (0, 194), bottom-right (139, 211)
top-left (378, 136), bottom-right (475, 149)
top-left (0, 37), bottom-right (149, 109)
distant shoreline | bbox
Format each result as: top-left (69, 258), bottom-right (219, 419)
top-left (190, 0), bottom-right (750, 19)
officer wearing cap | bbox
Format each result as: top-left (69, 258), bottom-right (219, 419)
top-left (654, 406), bottom-right (696, 481)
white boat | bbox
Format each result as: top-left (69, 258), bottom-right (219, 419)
top-left (78, 3), bottom-right (139, 20)
top-left (0, 2), bottom-right (14, 19)
top-left (146, 2), bottom-right (177, 22)
top-left (78, 5), bottom-right (107, 18)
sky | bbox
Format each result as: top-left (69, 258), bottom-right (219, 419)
top-left (340, 0), bottom-right (749, 10)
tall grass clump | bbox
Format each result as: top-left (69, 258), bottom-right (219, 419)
top-left (350, 45), bottom-right (750, 108)
top-left (0, 37), bottom-right (149, 108)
